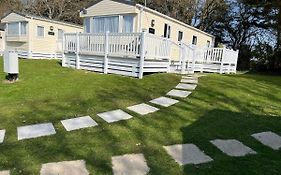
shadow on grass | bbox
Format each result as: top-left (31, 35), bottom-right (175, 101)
top-left (181, 109), bottom-right (281, 175)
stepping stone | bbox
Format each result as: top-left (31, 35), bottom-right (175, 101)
top-left (167, 89), bottom-right (192, 98)
top-left (164, 144), bottom-right (213, 165)
top-left (182, 76), bottom-right (198, 80)
top-left (210, 139), bottom-right (257, 157)
top-left (17, 123), bottom-right (56, 141)
top-left (176, 83), bottom-right (197, 90)
top-left (97, 109), bottom-right (133, 123)
top-left (0, 130), bottom-right (6, 143)
top-left (251, 131), bottom-right (281, 150)
top-left (127, 103), bottom-right (159, 115)
top-left (112, 153), bottom-right (150, 175)
top-left (149, 96), bottom-right (179, 107)
top-left (61, 116), bottom-right (98, 131)
top-left (0, 170), bottom-right (10, 175)
top-left (181, 79), bottom-right (198, 84)
top-left (40, 160), bottom-right (89, 175)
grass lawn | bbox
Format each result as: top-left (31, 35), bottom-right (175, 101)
top-left (0, 57), bottom-right (281, 175)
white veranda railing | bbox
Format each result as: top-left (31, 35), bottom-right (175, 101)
top-left (64, 32), bottom-right (239, 75)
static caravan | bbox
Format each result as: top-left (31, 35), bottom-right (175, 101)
top-left (80, 0), bottom-right (215, 48)
top-left (1, 11), bottom-right (83, 59)
top-left (62, 0), bottom-right (239, 78)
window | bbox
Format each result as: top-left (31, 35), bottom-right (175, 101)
top-left (84, 18), bottom-right (91, 33)
top-left (58, 29), bottom-right (64, 40)
top-left (206, 40), bottom-right (211, 47)
top-left (178, 31), bottom-right (183, 41)
top-left (7, 22), bottom-right (27, 36)
top-left (164, 23), bottom-right (171, 38)
top-left (37, 26), bottom-right (44, 37)
top-left (7, 22), bottom-right (18, 35)
top-left (20, 22), bottom-right (27, 35)
top-left (123, 15), bottom-right (134, 33)
top-left (93, 16), bottom-right (119, 33)
top-left (192, 36), bottom-right (197, 45)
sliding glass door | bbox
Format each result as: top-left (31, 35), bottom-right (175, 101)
top-left (93, 16), bottom-right (119, 33)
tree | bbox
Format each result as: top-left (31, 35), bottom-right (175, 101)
top-left (0, 0), bottom-right (22, 17)
top-left (24, 0), bottom-right (92, 24)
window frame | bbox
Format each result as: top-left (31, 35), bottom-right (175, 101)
top-left (192, 35), bottom-right (197, 45)
top-left (164, 23), bottom-right (171, 39)
top-left (178, 31), bottom-right (183, 42)
top-left (58, 29), bottom-right (64, 40)
top-left (37, 26), bottom-right (45, 38)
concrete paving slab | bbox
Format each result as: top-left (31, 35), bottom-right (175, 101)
top-left (61, 116), bottom-right (98, 131)
top-left (0, 130), bottom-right (6, 143)
top-left (127, 103), bottom-right (159, 115)
top-left (176, 83), bottom-right (197, 90)
top-left (167, 90), bottom-right (192, 98)
top-left (149, 97), bottom-right (179, 107)
top-left (251, 131), bottom-right (281, 150)
top-left (182, 76), bottom-right (198, 80)
top-left (40, 160), bottom-right (89, 175)
top-left (97, 109), bottom-right (133, 123)
top-left (112, 153), bottom-right (150, 175)
top-left (210, 139), bottom-right (257, 157)
top-left (181, 79), bottom-right (198, 84)
top-left (164, 144), bottom-right (213, 165)
top-left (17, 123), bottom-right (56, 141)
top-left (0, 170), bottom-right (10, 175)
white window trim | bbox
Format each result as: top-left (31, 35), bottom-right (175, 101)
top-left (58, 29), bottom-right (64, 41)
top-left (37, 25), bottom-right (45, 38)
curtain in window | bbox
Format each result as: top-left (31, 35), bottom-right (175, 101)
top-left (58, 29), bottom-right (64, 40)
top-left (84, 18), bottom-right (91, 33)
top-left (93, 16), bottom-right (119, 33)
top-left (8, 22), bottom-right (19, 35)
top-left (21, 22), bottom-right (27, 35)
top-left (123, 15), bottom-right (133, 33)
top-left (37, 26), bottom-right (44, 37)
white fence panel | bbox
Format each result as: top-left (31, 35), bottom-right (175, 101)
top-left (145, 34), bottom-right (170, 60)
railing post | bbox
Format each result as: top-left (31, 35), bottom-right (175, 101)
top-left (220, 46), bottom-right (226, 74)
top-left (139, 31), bottom-right (146, 79)
top-left (104, 31), bottom-right (109, 74)
top-left (76, 32), bottom-right (80, 69)
top-left (180, 42), bottom-right (186, 74)
top-left (191, 46), bottom-right (195, 74)
top-left (62, 32), bottom-right (66, 67)
top-left (167, 39), bottom-right (171, 73)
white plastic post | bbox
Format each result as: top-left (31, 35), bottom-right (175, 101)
top-left (191, 46), bottom-right (195, 74)
top-left (104, 31), bottom-right (109, 74)
top-left (220, 46), bottom-right (226, 74)
top-left (139, 31), bottom-right (146, 79)
top-left (62, 32), bottom-right (66, 67)
top-left (180, 42), bottom-right (186, 74)
top-left (76, 32), bottom-right (80, 69)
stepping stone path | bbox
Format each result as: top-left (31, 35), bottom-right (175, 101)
top-left (181, 79), bottom-right (198, 84)
top-left (164, 143), bottom-right (213, 165)
top-left (251, 131), bottom-right (281, 150)
top-left (176, 83), bottom-right (197, 90)
top-left (112, 153), bottom-right (150, 175)
top-left (167, 89), bottom-right (192, 98)
top-left (61, 116), bottom-right (98, 131)
top-left (210, 139), bottom-right (257, 157)
top-left (0, 171), bottom-right (10, 175)
top-left (97, 109), bottom-right (133, 123)
top-left (127, 103), bottom-right (159, 115)
top-left (17, 123), bottom-right (56, 140)
top-left (150, 96), bottom-right (179, 107)
top-left (0, 130), bottom-right (5, 143)
top-left (40, 160), bottom-right (89, 175)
